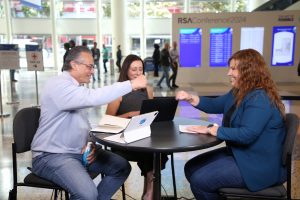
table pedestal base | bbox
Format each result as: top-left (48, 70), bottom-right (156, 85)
top-left (161, 196), bottom-right (176, 200)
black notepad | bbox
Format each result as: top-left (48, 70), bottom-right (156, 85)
top-left (140, 97), bottom-right (178, 122)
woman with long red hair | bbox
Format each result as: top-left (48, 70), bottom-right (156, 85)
top-left (176, 49), bottom-right (286, 200)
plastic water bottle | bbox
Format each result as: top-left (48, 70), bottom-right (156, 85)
top-left (82, 142), bottom-right (92, 167)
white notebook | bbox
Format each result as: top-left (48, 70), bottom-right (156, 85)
top-left (91, 115), bottom-right (131, 134)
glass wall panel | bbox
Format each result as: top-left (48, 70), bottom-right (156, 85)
top-left (234, 0), bottom-right (248, 12)
top-left (146, 35), bottom-right (170, 57)
top-left (10, 0), bottom-right (50, 18)
top-left (190, 0), bottom-right (247, 13)
top-left (102, 34), bottom-right (112, 58)
top-left (190, 0), bottom-right (230, 13)
top-left (57, 0), bottom-right (96, 18)
top-left (128, 0), bottom-right (140, 18)
top-left (12, 34), bottom-right (53, 69)
top-left (0, 35), bottom-right (6, 43)
top-left (0, 0), bottom-right (4, 17)
top-left (102, 0), bottom-right (110, 18)
top-left (58, 34), bottom-right (96, 67)
top-left (129, 35), bottom-right (171, 58)
top-left (145, 0), bottom-right (184, 18)
top-left (130, 35), bottom-right (140, 56)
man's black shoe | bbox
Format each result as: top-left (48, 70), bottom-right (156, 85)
top-left (172, 84), bottom-right (179, 88)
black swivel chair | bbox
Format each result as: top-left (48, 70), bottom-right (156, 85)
top-left (8, 107), bottom-right (69, 200)
top-left (8, 107), bottom-right (99, 200)
top-left (218, 113), bottom-right (299, 200)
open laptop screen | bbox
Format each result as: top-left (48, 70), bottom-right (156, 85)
top-left (140, 97), bottom-right (178, 122)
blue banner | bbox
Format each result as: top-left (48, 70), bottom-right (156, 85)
top-left (20, 0), bottom-right (42, 10)
top-left (0, 44), bottom-right (19, 51)
top-left (25, 44), bottom-right (42, 51)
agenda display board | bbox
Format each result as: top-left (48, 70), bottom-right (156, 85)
top-left (172, 11), bottom-right (300, 83)
top-left (179, 28), bottom-right (202, 67)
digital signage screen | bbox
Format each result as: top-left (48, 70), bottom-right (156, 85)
top-left (179, 28), bottom-right (202, 68)
top-left (240, 27), bottom-right (264, 55)
top-left (210, 27), bottom-right (232, 67)
top-left (271, 26), bottom-right (296, 66)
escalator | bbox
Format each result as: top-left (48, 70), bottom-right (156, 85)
top-left (253, 0), bottom-right (300, 11)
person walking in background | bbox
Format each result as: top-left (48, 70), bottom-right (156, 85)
top-left (116, 45), bottom-right (122, 72)
top-left (152, 44), bottom-right (160, 77)
top-left (176, 49), bottom-right (286, 200)
top-left (82, 41), bottom-right (88, 47)
top-left (10, 70), bottom-right (17, 82)
top-left (157, 43), bottom-right (172, 89)
top-left (62, 42), bottom-right (70, 72)
top-left (106, 54), bottom-right (169, 200)
top-left (91, 42), bottom-right (101, 81)
top-left (169, 41), bottom-right (179, 88)
top-left (102, 44), bottom-right (109, 74)
top-left (63, 42), bottom-right (70, 63)
top-left (32, 46), bottom-right (148, 199)
top-left (69, 40), bottom-right (76, 49)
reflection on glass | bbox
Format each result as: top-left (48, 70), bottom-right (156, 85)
top-left (10, 0), bottom-right (50, 18)
top-left (57, 0), bottom-right (96, 18)
top-left (145, 0), bottom-right (183, 18)
top-left (12, 35), bottom-right (53, 68)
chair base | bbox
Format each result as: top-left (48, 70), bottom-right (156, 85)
top-left (8, 189), bottom-right (16, 200)
top-left (219, 186), bottom-right (287, 200)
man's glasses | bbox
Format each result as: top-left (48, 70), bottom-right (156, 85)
top-left (74, 61), bottom-right (95, 70)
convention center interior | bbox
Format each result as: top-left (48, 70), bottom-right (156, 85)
top-left (0, 0), bottom-right (300, 199)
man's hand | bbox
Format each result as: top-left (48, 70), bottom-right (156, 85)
top-left (86, 144), bottom-right (96, 164)
top-left (81, 143), bottom-right (97, 165)
top-left (176, 90), bottom-right (200, 106)
top-left (131, 75), bottom-right (147, 91)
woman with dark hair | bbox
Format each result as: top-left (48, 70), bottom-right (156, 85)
top-left (176, 49), bottom-right (286, 200)
top-left (106, 54), bottom-right (168, 200)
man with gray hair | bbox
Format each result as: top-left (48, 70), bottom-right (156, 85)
top-left (31, 46), bottom-right (147, 200)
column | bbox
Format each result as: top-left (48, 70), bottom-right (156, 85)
top-left (50, 0), bottom-right (59, 72)
top-left (140, 0), bottom-right (145, 59)
top-left (111, 0), bottom-right (126, 60)
top-left (3, 0), bottom-right (12, 42)
top-left (184, 0), bottom-right (190, 13)
top-left (96, 0), bottom-right (102, 46)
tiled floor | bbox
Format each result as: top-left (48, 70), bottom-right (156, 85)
top-left (0, 69), bottom-right (299, 200)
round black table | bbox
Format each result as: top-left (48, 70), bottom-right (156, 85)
top-left (91, 117), bottom-right (222, 199)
